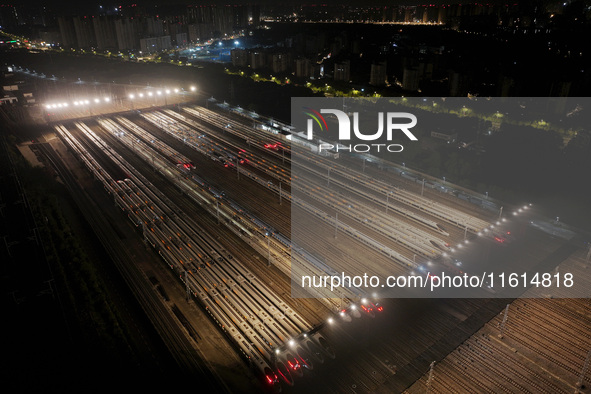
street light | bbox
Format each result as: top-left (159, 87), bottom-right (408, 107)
top-left (190, 86), bottom-right (196, 92)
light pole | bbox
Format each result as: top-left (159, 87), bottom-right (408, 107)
top-left (426, 361), bottom-right (435, 393)
top-left (216, 200), bottom-right (220, 224)
top-left (499, 304), bottom-right (509, 338)
top-left (576, 349), bottom-right (591, 391)
top-left (267, 235), bottom-right (271, 267)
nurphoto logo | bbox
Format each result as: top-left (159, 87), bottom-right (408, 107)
top-left (303, 108), bottom-right (418, 153)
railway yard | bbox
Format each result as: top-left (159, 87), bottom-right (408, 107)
top-left (406, 256), bottom-right (591, 394)
top-left (34, 101), bottom-right (591, 393)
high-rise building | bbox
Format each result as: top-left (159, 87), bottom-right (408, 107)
top-left (231, 48), bottom-right (249, 67)
top-left (93, 16), bottom-right (117, 51)
top-left (370, 62), bottom-right (388, 86)
top-left (145, 17), bottom-right (164, 37)
top-left (188, 5), bottom-right (214, 25)
top-left (213, 6), bottom-right (233, 37)
top-left (402, 67), bottom-right (420, 91)
top-left (250, 5), bottom-right (261, 27)
top-left (187, 23), bottom-right (214, 42)
top-left (175, 32), bottom-right (188, 47)
top-left (334, 60), bottom-right (350, 82)
top-left (57, 16), bottom-right (77, 48)
top-left (115, 18), bottom-right (140, 50)
top-left (250, 51), bottom-right (266, 70)
top-left (272, 53), bottom-right (289, 74)
top-left (449, 71), bottom-right (472, 96)
top-left (187, 24), bottom-right (198, 42)
top-left (72, 16), bottom-right (96, 48)
top-left (140, 35), bottom-right (171, 53)
top-left (295, 58), bottom-right (312, 78)
top-left (162, 15), bottom-right (186, 41)
top-left (232, 5), bottom-right (248, 30)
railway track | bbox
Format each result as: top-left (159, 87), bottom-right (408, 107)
top-left (45, 129), bottom-right (224, 389)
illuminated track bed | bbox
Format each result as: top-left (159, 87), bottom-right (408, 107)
top-left (55, 121), bottom-right (339, 388)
